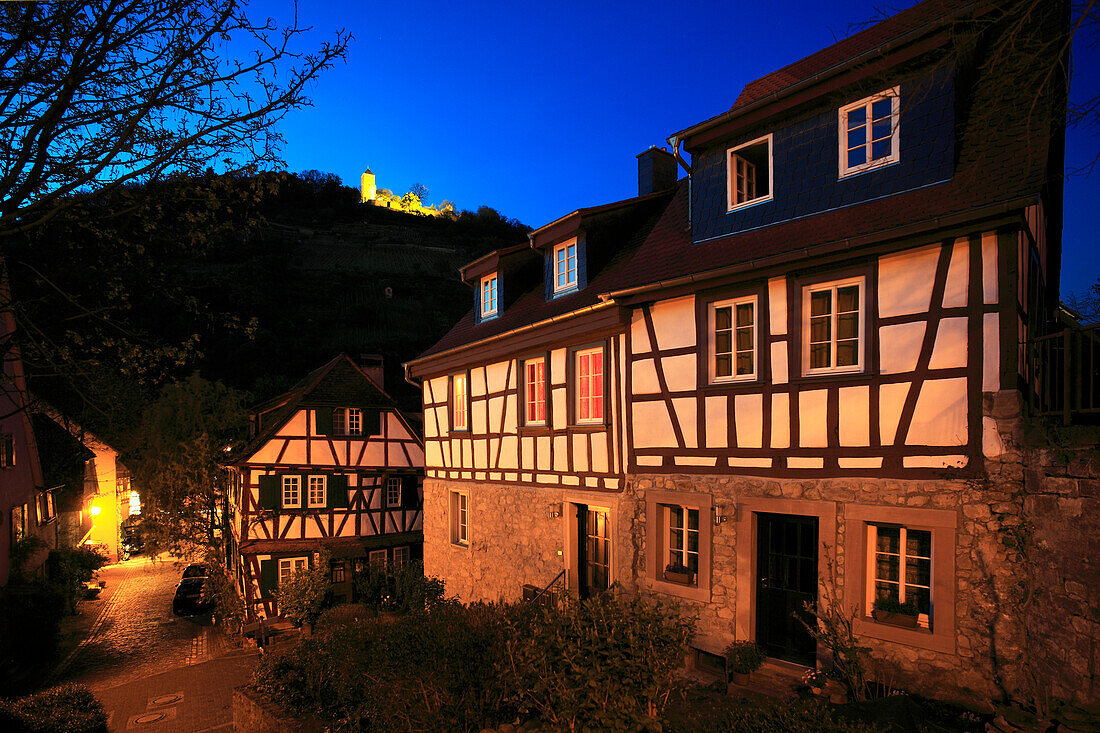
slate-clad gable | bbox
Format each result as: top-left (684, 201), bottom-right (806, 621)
top-left (692, 68), bottom-right (956, 242)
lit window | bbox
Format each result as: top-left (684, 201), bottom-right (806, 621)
top-left (867, 524), bottom-right (932, 627)
top-left (553, 239), bottom-right (577, 293)
top-left (281, 475), bottom-right (301, 508)
top-left (451, 373), bottom-right (468, 431)
top-left (575, 347), bottom-right (603, 424)
top-left (666, 505), bottom-right (700, 577)
top-left (393, 546), bottom-right (410, 568)
top-left (450, 491), bottom-right (468, 546)
top-left (727, 134), bottom-right (773, 210)
top-left (803, 277), bottom-right (865, 374)
top-left (278, 556), bottom-right (307, 585)
top-left (524, 357), bottom-right (546, 425)
top-left (0, 434), bottom-right (14, 468)
top-left (839, 87), bottom-right (900, 177)
top-left (386, 476), bottom-right (401, 506)
top-left (333, 407), bottom-right (362, 436)
top-left (709, 296), bottom-right (757, 382)
top-left (307, 475), bottom-right (326, 508)
top-left (481, 273), bottom-right (498, 317)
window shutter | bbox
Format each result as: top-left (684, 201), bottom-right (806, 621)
top-left (401, 476), bottom-right (419, 509)
top-left (544, 251), bottom-right (554, 299)
top-left (259, 559), bottom-right (276, 596)
top-left (576, 235), bottom-right (588, 290)
top-left (258, 475), bottom-right (278, 510)
top-left (473, 284), bottom-right (481, 323)
top-left (328, 474), bottom-right (349, 509)
top-left (315, 408), bottom-right (333, 436)
top-left (363, 408), bottom-right (382, 437)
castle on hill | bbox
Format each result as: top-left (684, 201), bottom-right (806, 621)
top-left (360, 169), bottom-right (453, 218)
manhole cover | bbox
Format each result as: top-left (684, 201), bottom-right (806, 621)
top-left (150, 693), bottom-right (182, 706)
top-left (133, 712), bottom-right (166, 724)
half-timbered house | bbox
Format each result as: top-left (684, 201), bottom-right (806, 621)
top-left (407, 0), bottom-right (1076, 705)
top-left (226, 354), bottom-right (424, 619)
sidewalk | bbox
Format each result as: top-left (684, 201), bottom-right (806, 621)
top-left (93, 648), bottom-right (259, 733)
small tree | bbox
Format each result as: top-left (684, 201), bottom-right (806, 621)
top-left (275, 553), bottom-right (331, 626)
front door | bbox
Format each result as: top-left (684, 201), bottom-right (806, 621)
top-left (755, 513), bottom-right (818, 665)
top-left (576, 504), bottom-right (610, 599)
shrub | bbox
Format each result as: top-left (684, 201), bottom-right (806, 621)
top-left (275, 555), bottom-right (331, 626)
top-left (725, 641), bottom-right (766, 674)
top-left (0, 683), bottom-right (109, 733)
top-left (202, 563), bottom-right (245, 633)
top-left (352, 560), bottom-right (445, 614)
top-left (498, 593), bottom-right (696, 731)
top-left (713, 698), bottom-right (883, 733)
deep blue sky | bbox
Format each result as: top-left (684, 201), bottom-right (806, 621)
top-left (253, 0), bottom-right (1098, 301)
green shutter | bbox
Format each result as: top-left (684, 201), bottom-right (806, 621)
top-left (363, 408), bottom-right (381, 436)
top-left (259, 559), bottom-right (276, 597)
top-left (401, 475), bottom-right (419, 509)
top-left (328, 474), bottom-right (349, 509)
top-left (315, 408), bottom-right (333, 436)
top-left (258, 475), bottom-right (278, 510)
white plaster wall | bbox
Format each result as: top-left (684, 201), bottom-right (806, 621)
top-left (879, 244), bottom-right (939, 318)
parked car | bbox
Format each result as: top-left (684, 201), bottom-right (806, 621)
top-left (121, 528), bottom-right (143, 558)
top-left (181, 563), bottom-right (208, 579)
top-left (172, 576), bottom-right (212, 616)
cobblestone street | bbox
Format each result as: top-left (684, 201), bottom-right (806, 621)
top-left (49, 556), bottom-right (259, 732)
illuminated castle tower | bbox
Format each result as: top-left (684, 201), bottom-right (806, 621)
top-left (360, 168), bottom-right (376, 203)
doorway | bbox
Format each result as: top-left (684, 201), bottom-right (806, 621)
top-left (575, 504), bottom-right (610, 599)
top-left (755, 512), bottom-right (818, 665)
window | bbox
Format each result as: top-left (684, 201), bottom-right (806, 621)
top-left (727, 134), bottom-right (773, 210)
top-left (11, 504), bottom-right (25, 543)
top-left (709, 296), bottom-right (757, 382)
top-left (281, 475), bottom-right (301, 508)
top-left (0, 434), bottom-right (14, 468)
top-left (386, 476), bottom-right (401, 507)
top-left (393, 546), bottom-right (410, 568)
top-left (523, 357), bottom-right (546, 425)
top-left (867, 524), bottom-right (932, 628)
top-left (369, 549), bottom-right (387, 571)
top-left (666, 505), bottom-right (700, 576)
top-left (278, 556), bottom-right (307, 585)
top-left (553, 239), bottom-right (577, 293)
top-left (803, 277), bottom-right (865, 374)
top-left (333, 407), bottom-right (362, 436)
top-left (450, 490), bottom-right (468, 546)
top-left (331, 561), bottom-right (346, 583)
top-left (839, 87), bottom-right (900, 177)
top-left (451, 373), bottom-right (468, 431)
top-left (575, 347), bottom-right (603, 424)
top-left (480, 273), bottom-right (498, 318)
top-left (307, 475), bottom-right (326, 508)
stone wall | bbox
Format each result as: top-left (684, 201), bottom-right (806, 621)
top-left (232, 686), bottom-right (323, 733)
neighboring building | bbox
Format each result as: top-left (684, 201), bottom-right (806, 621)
top-left (226, 354), bottom-right (424, 619)
top-left (407, 0), bottom-right (1086, 706)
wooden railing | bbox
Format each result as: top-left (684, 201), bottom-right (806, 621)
top-left (1028, 324), bottom-right (1100, 424)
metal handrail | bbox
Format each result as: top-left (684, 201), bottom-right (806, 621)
top-left (528, 569), bottom-right (566, 605)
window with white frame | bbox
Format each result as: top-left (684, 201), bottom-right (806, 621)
top-left (450, 490), bottom-right (468, 546)
top-left (665, 505), bottom-right (700, 577)
top-left (333, 407), bottom-right (362, 436)
top-left (369, 549), bottom-right (387, 571)
top-left (803, 277), bottom-right (865, 374)
top-left (709, 296), bottom-right (757, 382)
top-left (524, 357), bottom-right (546, 425)
top-left (481, 273), bottom-right (498, 317)
top-left (393, 546), bottom-right (411, 568)
top-left (839, 87), bottom-right (900, 177)
top-left (553, 239), bottom-right (578, 293)
top-left (278, 556), bottom-right (308, 585)
top-left (386, 476), bottom-right (401, 506)
top-left (281, 475), bottom-right (301, 508)
top-left (307, 475), bottom-right (326, 508)
top-left (727, 134), bottom-right (773, 210)
top-left (575, 347), bottom-right (603, 423)
top-left (867, 524), bottom-right (932, 627)
top-left (451, 373), bottom-right (468, 431)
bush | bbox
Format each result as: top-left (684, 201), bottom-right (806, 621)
top-left (0, 683), bottom-right (109, 733)
top-left (724, 640), bottom-right (766, 674)
top-left (353, 561), bottom-right (445, 614)
top-left (498, 593), bottom-right (696, 731)
top-left (46, 547), bottom-right (109, 613)
top-left (202, 563), bottom-right (245, 633)
top-left (275, 556), bottom-right (331, 626)
top-left (713, 698), bottom-right (883, 733)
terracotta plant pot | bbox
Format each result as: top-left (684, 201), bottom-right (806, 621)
top-left (662, 569), bottom-right (694, 585)
top-left (872, 609), bottom-right (919, 628)
top-left (731, 671), bottom-right (751, 685)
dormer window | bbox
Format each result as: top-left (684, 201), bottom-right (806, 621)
top-left (553, 239), bottom-right (577, 294)
top-left (332, 407), bottom-right (362, 436)
top-left (839, 87), bottom-right (900, 177)
top-left (480, 273), bottom-right (498, 318)
top-left (727, 134), bottom-right (773, 211)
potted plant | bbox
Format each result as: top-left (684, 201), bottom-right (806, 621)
top-left (801, 667), bottom-right (829, 695)
top-left (872, 597), bottom-right (920, 628)
top-left (724, 640), bottom-right (766, 686)
top-left (662, 561), bottom-right (695, 585)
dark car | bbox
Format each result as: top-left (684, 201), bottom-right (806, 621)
top-left (181, 563), bottom-right (208, 579)
top-left (172, 577), bottom-right (212, 615)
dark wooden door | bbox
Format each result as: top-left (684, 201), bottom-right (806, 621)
top-left (576, 504), bottom-right (610, 599)
top-left (755, 513), bottom-right (818, 665)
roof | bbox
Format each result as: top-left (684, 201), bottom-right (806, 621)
top-left (230, 354), bottom-right (399, 465)
top-left (732, 0), bottom-right (975, 110)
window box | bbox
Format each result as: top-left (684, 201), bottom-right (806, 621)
top-left (872, 608), bottom-right (919, 629)
top-left (662, 567), bottom-right (696, 585)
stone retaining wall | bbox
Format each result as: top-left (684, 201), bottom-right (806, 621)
top-left (232, 686), bottom-right (323, 733)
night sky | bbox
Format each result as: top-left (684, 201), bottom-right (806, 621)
top-left (252, 0), bottom-right (1099, 301)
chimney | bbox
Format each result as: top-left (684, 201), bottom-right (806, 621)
top-left (637, 146), bottom-right (677, 196)
top-left (356, 354), bottom-right (384, 389)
